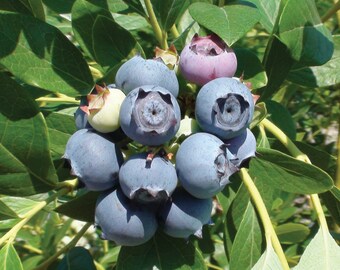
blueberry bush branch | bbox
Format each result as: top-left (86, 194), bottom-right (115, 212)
top-left (240, 168), bottom-right (290, 270)
top-left (144, 0), bottom-right (167, 49)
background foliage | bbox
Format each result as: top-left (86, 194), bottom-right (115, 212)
top-left (0, 0), bottom-right (339, 269)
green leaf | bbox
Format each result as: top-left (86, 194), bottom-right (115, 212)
top-left (122, 0), bottom-right (146, 17)
top-left (0, 197), bottom-right (41, 218)
top-left (20, 0), bottom-right (45, 21)
top-left (257, 37), bottom-right (294, 100)
top-left (44, 110), bottom-right (76, 158)
top-left (294, 228), bottom-right (340, 270)
top-left (252, 0), bottom-right (281, 33)
top-left (71, 0), bottom-right (112, 61)
top-left (275, 223), bottom-right (310, 244)
top-left (288, 35), bottom-right (340, 87)
top-left (249, 148), bottom-right (333, 194)
top-left (234, 48), bottom-right (268, 90)
top-left (321, 190), bottom-right (340, 226)
top-left (251, 242), bottom-right (283, 270)
top-left (57, 247), bottom-right (96, 270)
top-left (265, 100), bottom-right (296, 140)
top-left (0, 0), bottom-right (33, 16)
top-left (112, 13), bottom-right (149, 31)
top-left (229, 202), bottom-right (262, 270)
top-left (159, 0), bottom-right (188, 31)
top-left (0, 11), bottom-right (94, 97)
top-left (55, 191), bottom-right (100, 222)
top-left (117, 231), bottom-right (207, 270)
top-left (278, 0), bottom-right (334, 66)
top-left (42, 0), bottom-right (76, 13)
top-left (0, 243), bottom-right (24, 270)
top-left (0, 201), bottom-right (18, 220)
top-left (0, 73), bottom-right (58, 196)
top-left (189, 2), bottom-right (259, 46)
top-left (92, 15), bottom-right (144, 70)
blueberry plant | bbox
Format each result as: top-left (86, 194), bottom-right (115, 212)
top-left (0, 0), bottom-right (340, 270)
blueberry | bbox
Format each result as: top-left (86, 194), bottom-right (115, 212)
top-left (179, 34), bottom-right (237, 86)
top-left (175, 132), bottom-right (238, 199)
top-left (159, 188), bottom-right (212, 239)
top-left (119, 152), bottom-right (177, 204)
top-left (95, 188), bottom-right (158, 246)
top-left (224, 128), bottom-right (256, 168)
top-left (115, 55), bottom-right (179, 97)
top-left (195, 77), bottom-right (254, 140)
top-left (119, 85), bottom-right (181, 146)
top-left (63, 129), bottom-right (123, 191)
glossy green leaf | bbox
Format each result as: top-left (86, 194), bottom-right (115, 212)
top-left (0, 0), bottom-right (32, 16)
top-left (108, 0), bottom-right (129, 13)
top-left (92, 15), bottom-right (144, 70)
top-left (251, 242), bottom-right (283, 270)
top-left (229, 202), bottom-right (262, 270)
top-left (0, 11), bottom-right (93, 96)
top-left (288, 35), bottom-right (340, 87)
top-left (0, 243), bottom-right (24, 270)
top-left (294, 228), bottom-right (340, 269)
top-left (44, 110), bottom-right (76, 158)
top-left (0, 201), bottom-right (18, 220)
top-left (249, 148), bottom-right (333, 194)
top-left (265, 100), bottom-right (296, 140)
top-left (43, 0), bottom-right (76, 13)
top-left (55, 191), bottom-right (100, 222)
top-left (117, 231), bottom-right (207, 270)
top-left (278, 0), bottom-right (333, 66)
top-left (112, 13), bottom-right (149, 31)
top-left (189, 2), bottom-right (259, 46)
top-left (0, 197), bottom-right (41, 218)
top-left (158, 0), bottom-right (188, 31)
top-left (234, 48), bottom-right (268, 90)
top-left (252, 0), bottom-right (281, 33)
top-left (0, 73), bottom-right (58, 196)
top-left (275, 223), bottom-right (310, 244)
top-left (57, 247), bottom-right (96, 270)
top-left (122, 0), bottom-right (146, 17)
top-left (257, 37), bottom-right (294, 100)
top-left (20, 0), bottom-right (45, 21)
top-left (71, 0), bottom-right (112, 61)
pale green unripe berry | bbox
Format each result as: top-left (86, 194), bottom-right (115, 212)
top-left (87, 86), bottom-right (126, 133)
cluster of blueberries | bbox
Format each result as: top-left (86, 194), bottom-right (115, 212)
top-left (64, 34), bottom-right (257, 246)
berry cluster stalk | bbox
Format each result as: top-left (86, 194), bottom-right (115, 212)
top-left (240, 168), bottom-right (290, 270)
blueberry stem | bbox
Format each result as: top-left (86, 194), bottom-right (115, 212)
top-left (240, 168), bottom-right (290, 270)
top-left (321, 0), bottom-right (340, 22)
top-left (170, 25), bottom-right (180, 38)
top-left (33, 222), bottom-right (92, 270)
top-left (261, 118), bottom-right (329, 234)
top-left (144, 0), bottom-right (167, 49)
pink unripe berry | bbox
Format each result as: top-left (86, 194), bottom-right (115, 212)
top-left (179, 34), bottom-right (237, 86)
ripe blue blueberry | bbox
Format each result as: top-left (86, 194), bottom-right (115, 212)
top-left (119, 85), bottom-right (181, 146)
top-left (224, 128), bottom-right (256, 168)
top-left (195, 77), bottom-right (254, 139)
top-left (74, 97), bottom-right (91, 130)
top-left (175, 132), bottom-right (238, 199)
top-left (119, 152), bottom-right (177, 204)
top-left (159, 188), bottom-right (212, 239)
top-left (115, 55), bottom-right (179, 97)
top-left (95, 188), bottom-right (158, 246)
top-left (179, 34), bottom-right (237, 86)
top-left (63, 129), bottom-right (123, 191)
